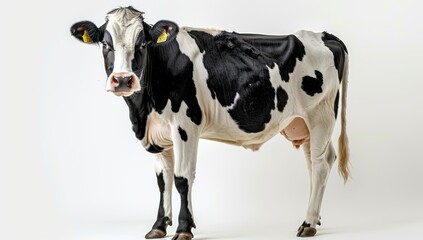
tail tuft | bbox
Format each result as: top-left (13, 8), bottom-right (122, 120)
top-left (338, 53), bottom-right (350, 183)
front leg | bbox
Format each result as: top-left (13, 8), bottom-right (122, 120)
top-left (145, 150), bottom-right (174, 239)
top-left (173, 176), bottom-right (196, 240)
top-left (172, 125), bottom-right (199, 240)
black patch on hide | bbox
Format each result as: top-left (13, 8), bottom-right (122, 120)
top-left (302, 70), bottom-right (324, 96)
top-left (334, 90), bottom-right (340, 119)
top-left (152, 172), bottom-right (171, 232)
top-left (178, 127), bottom-right (188, 142)
top-left (174, 176), bottom-right (196, 235)
top-left (146, 143), bottom-right (164, 154)
top-left (124, 92), bottom-right (152, 142)
top-left (322, 32), bottom-right (348, 82)
top-left (276, 86), bottom-right (288, 112)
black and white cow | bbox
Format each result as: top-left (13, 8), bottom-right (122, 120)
top-left (70, 6), bottom-right (350, 239)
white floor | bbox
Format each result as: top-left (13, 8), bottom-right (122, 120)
top-left (5, 197), bottom-right (420, 240)
top-left (63, 216), bottom-right (423, 240)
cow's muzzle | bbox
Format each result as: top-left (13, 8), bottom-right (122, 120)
top-left (113, 75), bottom-right (133, 90)
top-left (106, 72), bottom-right (141, 97)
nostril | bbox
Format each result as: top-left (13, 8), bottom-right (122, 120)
top-left (127, 76), bottom-right (133, 87)
top-left (112, 77), bottom-right (119, 87)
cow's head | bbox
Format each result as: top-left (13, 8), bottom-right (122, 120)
top-left (70, 6), bottom-right (178, 97)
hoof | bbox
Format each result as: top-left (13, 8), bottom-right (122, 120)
top-left (297, 222), bottom-right (317, 237)
top-left (145, 229), bottom-right (167, 239)
top-left (297, 226), bottom-right (316, 237)
top-left (171, 232), bottom-right (193, 240)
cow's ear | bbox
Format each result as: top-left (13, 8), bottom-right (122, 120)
top-left (149, 20), bottom-right (179, 45)
top-left (70, 21), bottom-right (103, 44)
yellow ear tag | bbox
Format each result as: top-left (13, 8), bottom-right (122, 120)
top-left (157, 29), bottom-right (168, 43)
top-left (82, 30), bottom-right (93, 43)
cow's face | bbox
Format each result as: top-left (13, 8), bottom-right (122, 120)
top-left (70, 7), bottom-right (148, 97)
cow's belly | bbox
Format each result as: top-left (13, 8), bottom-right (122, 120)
top-left (200, 106), bottom-right (301, 151)
top-left (201, 116), bottom-right (310, 151)
top-left (200, 128), bottom-right (279, 151)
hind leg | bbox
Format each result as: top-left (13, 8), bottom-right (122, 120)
top-left (297, 118), bottom-right (337, 237)
top-left (298, 141), bottom-right (336, 237)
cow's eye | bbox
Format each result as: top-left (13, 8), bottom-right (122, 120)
top-left (135, 42), bottom-right (145, 50)
top-left (102, 41), bottom-right (112, 51)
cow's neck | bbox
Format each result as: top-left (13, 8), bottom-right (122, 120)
top-left (123, 91), bottom-right (152, 141)
top-left (140, 36), bottom-right (202, 125)
top-left (144, 40), bottom-right (187, 109)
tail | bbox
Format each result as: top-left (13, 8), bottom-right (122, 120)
top-left (338, 53), bottom-right (350, 183)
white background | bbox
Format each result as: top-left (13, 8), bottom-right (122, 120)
top-left (1, 0), bottom-right (422, 239)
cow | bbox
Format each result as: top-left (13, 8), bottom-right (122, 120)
top-left (70, 6), bottom-right (350, 240)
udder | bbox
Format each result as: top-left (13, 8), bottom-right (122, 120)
top-left (281, 117), bottom-right (310, 149)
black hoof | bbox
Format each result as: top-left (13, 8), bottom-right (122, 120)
top-left (171, 232), bottom-right (193, 240)
top-left (297, 222), bottom-right (317, 237)
top-left (145, 229), bottom-right (167, 239)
